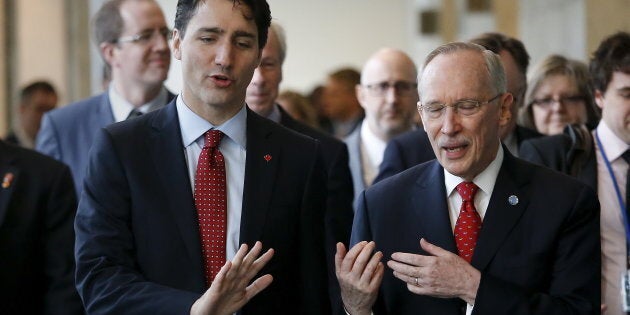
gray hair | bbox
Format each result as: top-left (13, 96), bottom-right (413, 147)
top-left (422, 42), bottom-right (506, 95)
top-left (270, 21), bottom-right (287, 64)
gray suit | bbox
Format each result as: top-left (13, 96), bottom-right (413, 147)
top-left (344, 122), bottom-right (366, 207)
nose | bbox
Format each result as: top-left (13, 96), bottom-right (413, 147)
top-left (385, 85), bottom-right (397, 104)
top-left (550, 98), bottom-right (566, 112)
top-left (440, 107), bottom-right (461, 135)
top-left (250, 67), bottom-right (264, 86)
top-left (214, 41), bottom-right (232, 68)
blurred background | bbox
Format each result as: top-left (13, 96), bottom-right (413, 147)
top-left (0, 0), bottom-right (627, 135)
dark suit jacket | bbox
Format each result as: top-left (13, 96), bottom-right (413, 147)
top-left (0, 141), bottom-right (82, 315)
top-left (36, 91), bottom-right (175, 195)
top-left (375, 126), bottom-right (542, 183)
top-left (74, 101), bottom-right (330, 315)
top-left (519, 134), bottom-right (597, 190)
top-left (352, 151), bottom-right (600, 314)
top-left (278, 106), bottom-right (353, 315)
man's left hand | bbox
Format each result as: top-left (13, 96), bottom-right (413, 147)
top-left (387, 238), bottom-right (480, 305)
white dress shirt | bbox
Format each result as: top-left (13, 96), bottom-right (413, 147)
top-left (109, 84), bottom-right (168, 122)
top-left (444, 144), bottom-right (503, 315)
top-left (596, 121), bottom-right (630, 315)
top-left (359, 121), bottom-right (387, 187)
top-left (176, 95), bottom-right (247, 261)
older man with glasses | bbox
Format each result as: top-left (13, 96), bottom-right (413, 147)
top-left (345, 48), bottom-right (419, 206)
top-left (36, 0), bottom-right (175, 195)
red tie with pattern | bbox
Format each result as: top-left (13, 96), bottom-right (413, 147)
top-left (454, 182), bottom-right (481, 263)
top-left (194, 129), bottom-right (227, 285)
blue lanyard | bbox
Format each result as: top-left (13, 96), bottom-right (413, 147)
top-left (595, 131), bottom-right (630, 243)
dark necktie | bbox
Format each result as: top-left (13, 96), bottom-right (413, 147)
top-left (126, 109), bottom-right (143, 120)
top-left (622, 150), bottom-right (630, 209)
top-left (194, 130), bottom-right (227, 285)
top-left (454, 182), bottom-right (482, 263)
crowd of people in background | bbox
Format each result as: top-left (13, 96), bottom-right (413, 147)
top-left (1, 0), bottom-right (629, 314)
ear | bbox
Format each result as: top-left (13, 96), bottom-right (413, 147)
top-left (594, 89), bottom-right (605, 110)
top-left (172, 29), bottom-right (183, 60)
top-left (498, 92), bottom-right (513, 127)
top-left (356, 84), bottom-right (367, 110)
top-left (100, 42), bottom-right (116, 68)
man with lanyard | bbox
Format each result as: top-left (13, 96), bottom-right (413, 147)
top-left (520, 31), bottom-right (630, 314)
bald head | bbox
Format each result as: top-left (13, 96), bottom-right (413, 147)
top-left (357, 48), bottom-right (418, 141)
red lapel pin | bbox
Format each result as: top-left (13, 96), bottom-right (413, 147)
top-left (263, 154), bottom-right (272, 162)
top-left (2, 172), bottom-right (14, 189)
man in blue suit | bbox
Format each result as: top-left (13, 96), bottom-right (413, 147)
top-left (36, 0), bottom-right (174, 194)
top-left (335, 42), bottom-right (600, 314)
top-left (75, 0), bottom-right (329, 314)
top-left (375, 33), bottom-right (540, 183)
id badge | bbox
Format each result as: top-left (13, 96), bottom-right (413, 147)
top-left (622, 270), bottom-right (630, 311)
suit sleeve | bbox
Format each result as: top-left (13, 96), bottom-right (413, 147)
top-left (43, 163), bottom-right (84, 315)
top-left (299, 143), bottom-right (333, 315)
top-left (349, 190), bottom-right (373, 247)
top-left (36, 113), bottom-right (62, 160)
top-left (373, 139), bottom-right (406, 184)
top-left (74, 129), bottom-right (198, 315)
top-left (472, 185), bottom-right (601, 315)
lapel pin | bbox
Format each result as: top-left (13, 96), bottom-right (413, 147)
top-left (508, 195), bottom-right (519, 206)
top-left (263, 154), bottom-right (272, 162)
top-left (2, 172), bottom-right (14, 189)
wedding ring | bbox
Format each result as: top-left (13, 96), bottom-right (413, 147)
top-left (414, 277), bottom-right (419, 286)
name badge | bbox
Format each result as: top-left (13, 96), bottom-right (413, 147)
top-left (622, 270), bottom-right (630, 311)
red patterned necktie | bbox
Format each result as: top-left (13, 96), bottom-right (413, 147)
top-left (454, 182), bottom-right (481, 263)
top-left (194, 129), bottom-right (227, 285)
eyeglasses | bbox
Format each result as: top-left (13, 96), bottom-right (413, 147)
top-left (530, 95), bottom-right (585, 108)
top-left (363, 81), bottom-right (418, 97)
top-left (418, 94), bottom-right (502, 119)
top-left (114, 27), bottom-right (172, 45)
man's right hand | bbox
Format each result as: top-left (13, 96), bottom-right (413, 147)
top-left (190, 241), bottom-right (274, 315)
top-left (335, 241), bottom-right (384, 315)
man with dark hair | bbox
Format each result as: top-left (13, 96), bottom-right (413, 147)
top-left (0, 140), bottom-right (82, 314)
top-left (36, 0), bottom-right (174, 194)
top-left (520, 31), bottom-right (630, 315)
top-left (322, 68), bottom-right (364, 138)
top-left (5, 80), bottom-right (57, 148)
top-left (75, 1), bottom-right (330, 314)
top-left (246, 21), bottom-right (354, 314)
top-left (335, 42), bottom-right (600, 315)
top-left (375, 32), bottom-right (540, 183)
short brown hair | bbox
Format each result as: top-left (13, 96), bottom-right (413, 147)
top-left (469, 32), bottom-right (530, 76)
top-left (589, 31), bottom-right (630, 93)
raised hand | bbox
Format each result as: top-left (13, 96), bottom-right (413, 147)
top-left (335, 241), bottom-right (384, 315)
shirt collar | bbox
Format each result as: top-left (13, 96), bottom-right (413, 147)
top-left (360, 120), bottom-right (387, 166)
top-left (176, 94), bottom-right (247, 149)
top-left (109, 84), bottom-right (168, 122)
top-left (444, 144), bottom-right (503, 199)
top-left (265, 104), bottom-right (282, 123)
top-left (596, 121), bottom-right (629, 162)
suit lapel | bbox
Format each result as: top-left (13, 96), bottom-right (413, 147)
top-left (0, 142), bottom-right (19, 227)
top-left (239, 110), bottom-right (278, 245)
top-left (148, 102), bottom-right (203, 273)
top-left (413, 161), bottom-right (458, 254)
top-left (96, 93), bottom-right (115, 127)
top-left (578, 147), bottom-right (597, 190)
top-left (472, 152), bottom-right (529, 270)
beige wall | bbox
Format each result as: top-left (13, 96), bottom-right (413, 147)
top-left (586, 0), bottom-right (630, 55)
top-left (0, 0), bottom-right (6, 135)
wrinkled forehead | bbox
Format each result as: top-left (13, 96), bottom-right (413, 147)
top-left (419, 52), bottom-right (492, 99)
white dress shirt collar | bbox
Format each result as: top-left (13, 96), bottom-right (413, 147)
top-left (359, 121), bottom-right (387, 186)
top-left (109, 84), bottom-right (168, 122)
top-left (596, 120), bottom-right (629, 162)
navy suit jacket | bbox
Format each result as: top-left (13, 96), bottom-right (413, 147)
top-left (375, 126), bottom-right (542, 183)
top-left (0, 141), bottom-right (82, 315)
top-left (74, 101), bottom-right (330, 315)
top-left (278, 106), bottom-right (353, 315)
top-left (36, 91), bottom-right (175, 195)
top-left (519, 134), bottom-right (597, 190)
top-left (352, 151), bottom-right (600, 314)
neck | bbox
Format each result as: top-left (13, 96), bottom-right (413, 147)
top-left (183, 92), bottom-right (243, 126)
top-left (112, 80), bottom-right (162, 107)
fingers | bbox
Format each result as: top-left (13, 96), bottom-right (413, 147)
top-left (359, 250), bottom-right (383, 284)
top-left (419, 238), bottom-right (449, 257)
top-left (334, 242), bottom-right (347, 274)
top-left (368, 262), bottom-right (385, 289)
top-left (387, 259), bottom-right (420, 277)
top-left (245, 274), bottom-right (274, 301)
top-left (248, 248), bottom-right (274, 279)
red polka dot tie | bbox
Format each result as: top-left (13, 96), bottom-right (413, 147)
top-left (454, 182), bottom-right (481, 263)
top-left (194, 130), bottom-right (227, 285)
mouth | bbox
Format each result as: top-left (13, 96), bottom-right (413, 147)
top-left (210, 74), bottom-right (233, 88)
top-left (440, 143), bottom-right (468, 158)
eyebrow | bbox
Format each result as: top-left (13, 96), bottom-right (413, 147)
top-left (196, 27), bottom-right (224, 35)
top-left (233, 30), bottom-right (256, 40)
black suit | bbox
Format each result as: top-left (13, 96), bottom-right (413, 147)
top-left (353, 149), bottom-right (600, 314)
top-left (277, 106), bottom-right (354, 314)
top-left (0, 140), bottom-right (82, 315)
top-left (375, 126), bottom-right (542, 183)
top-left (75, 101), bottom-right (330, 314)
